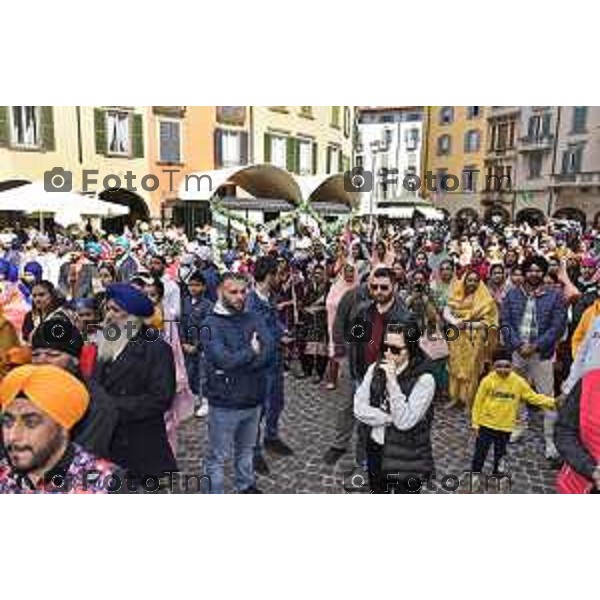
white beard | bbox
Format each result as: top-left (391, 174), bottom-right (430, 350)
top-left (97, 318), bottom-right (142, 363)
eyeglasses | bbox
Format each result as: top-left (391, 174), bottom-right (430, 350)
top-left (370, 284), bottom-right (391, 292)
top-left (383, 344), bottom-right (407, 356)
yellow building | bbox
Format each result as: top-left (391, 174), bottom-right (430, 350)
top-left (422, 106), bottom-right (488, 219)
top-left (0, 105), bottom-right (152, 226)
top-left (252, 106), bottom-right (354, 175)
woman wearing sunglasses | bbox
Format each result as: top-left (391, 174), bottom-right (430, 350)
top-left (353, 323), bottom-right (435, 493)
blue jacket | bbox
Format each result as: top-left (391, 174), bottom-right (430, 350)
top-left (246, 290), bottom-right (286, 365)
top-left (500, 286), bottom-right (567, 359)
top-left (180, 294), bottom-right (214, 349)
top-left (201, 265), bottom-right (220, 303)
top-left (201, 305), bottom-right (276, 409)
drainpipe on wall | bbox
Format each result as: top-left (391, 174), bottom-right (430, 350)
top-left (549, 106), bottom-right (561, 216)
top-left (248, 105), bottom-right (254, 164)
top-left (76, 106), bottom-right (83, 165)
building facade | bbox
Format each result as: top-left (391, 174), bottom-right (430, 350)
top-left (423, 106), bottom-right (488, 219)
top-left (252, 106), bottom-right (354, 176)
top-left (551, 106), bottom-right (600, 227)
top-left (0, 105), bottom-right (152, 226)
top-left (356, 106), bottom-right (424, 214)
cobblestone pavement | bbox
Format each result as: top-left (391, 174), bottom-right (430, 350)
top-left (176, 371), bottom-right (558, 494)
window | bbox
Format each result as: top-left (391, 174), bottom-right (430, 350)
top-left (299, 106), bottom-right (313, 118)
top-left (572, 107), bottom-right (588, 134)
top-left (562, 145), bottom-right (584, 173)
top-left (462, 167), bottom-right (478, 192)
top-left (437, 168), bottom-right (448, 193)
top-left (405, 128), bottom-right (419, 151)
top-left (159, 120), bottom-right (182, 163)
top-left (298, 139), bottom-right (313, 175)
top-left (528, 152), bottom-right (543, 179)
top-left (439, 107), bottom-right (454, 125)
top-left (107, 111), bottom-right (130, 155)
top-left (331, 106), bottom-right (341, 128)
top-left (270, 135), bottom-right (288, 168)
top-left (10, 106), bottom-right (39, 147)
top-left (437, 134), bottom-right (451, 155)
top-left (222, 130), bottom-right (242, 167)
top-left (356, 155), bottom-right (363, 168)
top-left (344, 107), bottom-right (351, 137)
top-left (327, 146), bottom-right (340, 174)
top-left (464, 130), bottom-right (481, 153)
top-left (384, 129), bottom-right (393, 148)
top-left (467, 106), bottom-right (480, 119)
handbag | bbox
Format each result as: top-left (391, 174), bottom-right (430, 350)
top-left (419, 325), bottom-right (449, 361)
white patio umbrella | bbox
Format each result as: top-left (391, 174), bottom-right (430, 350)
top-left (0, 182), bottom-right (129, 229)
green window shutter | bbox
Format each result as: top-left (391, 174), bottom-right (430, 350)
top-left (326, 146), bottom-right (332, 173)
top-left (41, 106), bottom-right (55, 151)
top-left (296, 138), bottom-right (301, 173)
top-left (0, 106), bottom-right (9, 145)
top-left (287, 137), bottom-right (297, 173)
top-left (338, 151), bottom-right (343, 173)
top-left (131, 113), bottom-right (144, 158)
top-left (94, 108), bottom-right (107, 155)
top-left (264, 133), bottom-right (272, 162)
top-left (312, 142), bottom-right (318, 174)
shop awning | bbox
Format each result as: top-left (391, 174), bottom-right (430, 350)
top-left (179, 164), bottom-right (303, 205)
top-left (415, 206), bottom-right (445, 220)
top-left (312, 201), bottom-right (352, 216)
top-left (219, 197), bottom-right (296, 212)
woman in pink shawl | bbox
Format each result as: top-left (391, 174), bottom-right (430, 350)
top-left (325, 262), bottom-right (358, 390)
top-left (370, 239), bottom-right (395, 267)
top-left (144, 277), bottom-right (195, 456)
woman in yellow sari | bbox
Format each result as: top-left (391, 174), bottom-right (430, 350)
top-left (443, 269), bottom-right (498, 412)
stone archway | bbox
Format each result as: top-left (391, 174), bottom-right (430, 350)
top-left (99, 189), bottom-right (150, 233)
top-left (484, 204), bottom-right (510, 225)
top-left (516, 208), bottom-right (546, 227)
top-left (456, 207), bottom-right (480, 223)
top-left (553, 207), bottom-right (587, 227)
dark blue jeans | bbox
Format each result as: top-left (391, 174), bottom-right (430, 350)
top-left (204, 405), bottom-right (262, 494)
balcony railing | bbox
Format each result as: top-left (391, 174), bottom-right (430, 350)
top-left (518, 134), bottom-right (554, 151)
top-left (551, 171), bottom-right (600, 186)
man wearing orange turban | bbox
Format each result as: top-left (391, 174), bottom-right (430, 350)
top-left (0, 365), bottom-right (121, 493)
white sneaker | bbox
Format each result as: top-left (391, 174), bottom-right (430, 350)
top-left (545, 442), bottom-right (559, 461)
top-left (195, 400), bottom-right (209, 418)
top-left (510, 424), bottom-right (527, 444)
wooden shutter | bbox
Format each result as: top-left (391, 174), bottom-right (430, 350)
top-left (0, 106), bottom-right (9, 146)
top-left (240, 131), bottom-right (249, 165)
top-left (214, 129), bottom-right (223, 168)
top-left (338, 151), bottom-right (343, 173)
top-left (94, 108), bottom-right (106, 155)
top-left (131, 113), bottom-right (144, 158)
top-left (326, 146), bottom-right (332, 173)
top-left (40, 106), bottom-right (55, 151)
top-left (264, 133), bottom-right (272, 162)
top-left (561, 151), bottom-right (569, 173)
top-left (286, 137), bottom-right (297, 173)
top-left (312, 142), bottom-right (318, 174)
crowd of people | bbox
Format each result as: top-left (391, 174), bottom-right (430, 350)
top-left (0, 213), bottom-right (599, 493)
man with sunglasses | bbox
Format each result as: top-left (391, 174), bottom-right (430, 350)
top-left (323, 267), bottom-right (412, 466)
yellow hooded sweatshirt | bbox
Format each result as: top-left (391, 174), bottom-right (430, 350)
top-left (472, 371), bottom-right (555, 433)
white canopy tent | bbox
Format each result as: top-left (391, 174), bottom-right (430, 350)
top-left (0, 182), bottom-right (129, 227)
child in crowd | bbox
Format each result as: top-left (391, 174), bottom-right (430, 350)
top-left (470, 348), bottom-right (557, 490)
